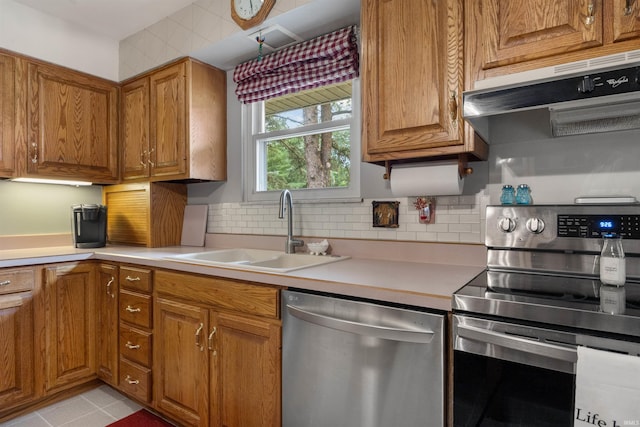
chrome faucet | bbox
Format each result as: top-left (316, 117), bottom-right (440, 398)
top-left (279, 189), bottom-right (304, 254)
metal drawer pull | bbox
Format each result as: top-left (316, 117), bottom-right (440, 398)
top-left (125, 305), bottom-right (141, 313)
top-left (125, 275), bottom-right (141, 281)
top-left (0, 280), bottom-right (11, 286)
top-left (124, 375), bottom-right (139, 385)
top-left (125, 341), bottom-right (141, 350)
top-left (195, 323), bottom-right (204, 351)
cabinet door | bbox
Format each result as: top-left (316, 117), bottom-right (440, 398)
top-left (44, 263), bottom-right (96, 392)
top-left (150, 62), bottom-right (187, 179)
top-left (362, 0), bottom-right (464, 159)
top-left (210, 311), bottom-right (281, 427)
top-left (121, 78), bottom-right (151, 181)
top-left (155, 297), bottom-right (209, 426)
top-left (0, 292), bottom-right (35, 408)
top-left (479, 0), bottom-right (603, 70)
top-left (0, 53), bottom-right (15, 177)
top-left (609, 0), bottom-right (640, 42)
top-left (96, 263), bottom-right (119, 386)
top-left (27, 62), bottom-right (118, 183)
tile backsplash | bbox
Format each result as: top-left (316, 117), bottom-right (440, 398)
top-left (207, 194), bottom-right (489, 244)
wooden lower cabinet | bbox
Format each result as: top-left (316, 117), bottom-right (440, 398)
top-left (154, 270), bottom-right (282, 427)
top-left (0, 267), bottom-right (37, 411)
top-left (43, 263), bottom-right (97, 393)
top-left (96, 263), bottom-right (119, 386)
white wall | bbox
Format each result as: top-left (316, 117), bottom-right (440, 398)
top-left (0, 0), bottom-right (119, 80)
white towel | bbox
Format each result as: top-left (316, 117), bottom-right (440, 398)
top-left (575, 346), bottom-right (640, 426)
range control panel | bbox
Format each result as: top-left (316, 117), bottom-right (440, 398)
top-left (558, 214), bottom-right (640, 239)
top-left (486, 204), bottom-right (640, 254)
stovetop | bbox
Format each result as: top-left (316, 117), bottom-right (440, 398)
top-left (454, 270), bottom-right (640, 338)
top-left (454, 204), bottom-right (640, 339)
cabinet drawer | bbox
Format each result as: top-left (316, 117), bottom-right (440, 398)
top-left (119, 290), bottom-right (152, 328)
top-left (0, 267), bottom-right (35, 295)
top-left (119, 266), bottom-right (152, 293)
top-left (119, 358), bottom-right (151, 403)
top-left (119, 324), bottom-right (152, 367)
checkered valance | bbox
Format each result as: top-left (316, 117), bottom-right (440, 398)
top-left (233, 26), bottom-right (359, 104)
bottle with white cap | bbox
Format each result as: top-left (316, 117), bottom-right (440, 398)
top-left (600, 234), bottom-right (626, 286)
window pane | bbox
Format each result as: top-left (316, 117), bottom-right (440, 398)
top-left (260, 129), bottom-right (351, 191)
top-left (264, 82), bottom-right (352, 132)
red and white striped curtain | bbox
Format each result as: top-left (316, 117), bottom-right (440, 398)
top-left (233, 25), bottom-right (359, 104)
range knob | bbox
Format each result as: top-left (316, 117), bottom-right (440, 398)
top-left (578, 76), bottom-right (595, 94)
top-left (498, 217), bottom-right (516, 233)
top-left (526, 217), bottom-right (545, 234)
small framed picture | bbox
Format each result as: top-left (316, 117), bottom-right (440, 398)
top-left (372, 201), bottom-right (400, 228)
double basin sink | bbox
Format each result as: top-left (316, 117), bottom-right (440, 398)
top-left (166, 248), bottom-right (349, 273)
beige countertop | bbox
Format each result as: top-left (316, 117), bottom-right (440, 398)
top-left (0, 243), bottom-right (486, 311)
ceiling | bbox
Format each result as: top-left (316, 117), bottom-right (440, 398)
top-left (12, 0), bottom-right (361, 71)
top-left (13, 0), bottom-right (196, 40)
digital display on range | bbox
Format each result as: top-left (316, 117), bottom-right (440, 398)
top-left (558, 214), bottom-right (640, 239)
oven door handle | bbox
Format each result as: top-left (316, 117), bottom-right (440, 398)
top-left (456, 323), bottom-right (577, 364)
top-left (286, 304), bottom-right (436, 344)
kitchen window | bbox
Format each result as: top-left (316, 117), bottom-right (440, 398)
top-left (243, 79), bottom-right (361, 202)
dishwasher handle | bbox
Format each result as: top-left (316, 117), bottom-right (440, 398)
top-left (285, 303), bottom-right (436, 344)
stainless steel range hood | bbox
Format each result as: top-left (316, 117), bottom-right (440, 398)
top-left (463, 52), bottom-right (640, 142)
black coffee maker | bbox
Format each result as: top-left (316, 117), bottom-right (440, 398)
top-left (72, 204), bottom-right (107, 248)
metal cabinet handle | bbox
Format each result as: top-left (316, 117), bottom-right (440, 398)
top-left (148, 148), bottom-right (155, 167)
top-left (124, 375), bottom-right (139, 385)
top-left (195, 323), bottom-right (204, 351)
top-left (286, 304), bottom-right (435, 344)
top-left (125, 276), bottom-right (141, 281)
top-left (140, 150), bottom-right (147, 168)
top-left (449, 91), bottom-right (458, 122)
top-left (125, 305), bottom-right (141, 313)
top-left (125, 341), bottom-right (141, 350)
top-left (208, 327), bottom-right (217, 352)
top-left (106, 276), bottom-right (115, 298)
top-left (585, 1), bottom-right (595, 25)
top-left (0, 280), bottom-right (11, 286)
top-left (30, 142), bottom-right (38, 163)
top-left (625, 0), bottom-right (634, 15)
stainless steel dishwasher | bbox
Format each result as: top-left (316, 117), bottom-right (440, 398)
top-left (282, 289), bottom-right (445, 427)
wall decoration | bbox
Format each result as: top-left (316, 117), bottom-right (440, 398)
top-left (372, 201), bottom-right (399, 228)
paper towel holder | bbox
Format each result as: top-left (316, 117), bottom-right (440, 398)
top-left (383, 155), bottom-right (474, 180)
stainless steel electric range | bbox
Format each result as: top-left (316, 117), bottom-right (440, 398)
top-left (452, 204), bottom-right (640, 426)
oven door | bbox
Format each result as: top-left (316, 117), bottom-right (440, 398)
top-left (453, 315), bottom-right (578, 427)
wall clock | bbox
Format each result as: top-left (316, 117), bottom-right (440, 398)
top-left (231, 0), bottom-right (276, 30)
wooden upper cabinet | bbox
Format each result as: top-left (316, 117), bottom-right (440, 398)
top-left (361, 0), bottom-right (486, 162)
top-left (26, 61), bottom-right (118, 183)
top-left (121, 58), bottom-right (227, 182)
top-left (480, 0), bottom-right (603, 70)
top-left (468, 0), bottom-right (640, 81)
top-left (608, 0), bottom-right (640, 42)
top-left (121, 78), bottom-right (150, 181)
top-left (0, 52), bottom-right (15, 177)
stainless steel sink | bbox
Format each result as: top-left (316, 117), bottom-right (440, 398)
top-left (166, 249), bottom-right (349, 272)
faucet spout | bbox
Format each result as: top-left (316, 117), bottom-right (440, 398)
top-left (279, 189), bottom-right (304, 254)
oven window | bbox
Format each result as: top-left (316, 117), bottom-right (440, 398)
top-left (454, 351), bottom-right (574, 426)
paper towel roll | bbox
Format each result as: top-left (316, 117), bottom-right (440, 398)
top-left (390, 161), bottom-right (464, 196)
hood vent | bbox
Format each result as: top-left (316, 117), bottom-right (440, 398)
top-left (463, 53), bottom-right (640, 142)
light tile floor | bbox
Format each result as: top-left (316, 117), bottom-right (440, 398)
top-left (0, 385), bottom-right (143, 427)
